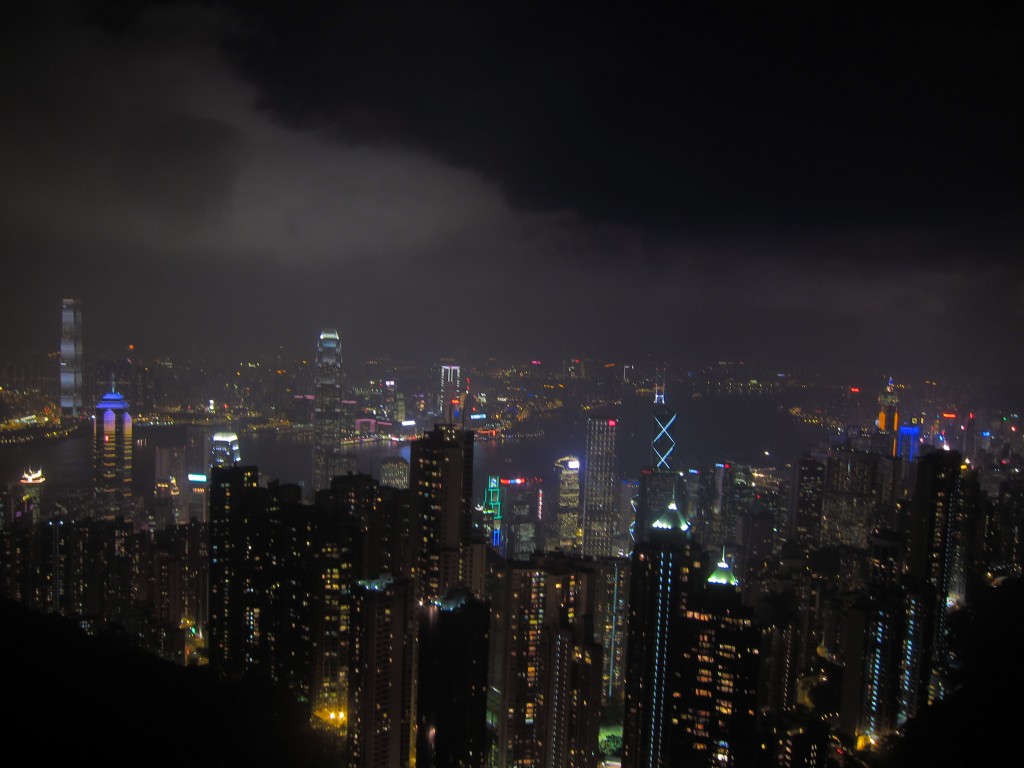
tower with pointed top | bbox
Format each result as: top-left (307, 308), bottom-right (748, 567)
top-left (652, 368), bottom-right (677, 471)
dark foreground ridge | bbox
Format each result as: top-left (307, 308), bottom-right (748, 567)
top-left (0, 598), bottom-right (342, 767)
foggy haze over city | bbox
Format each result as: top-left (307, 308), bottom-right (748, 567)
top-left (1, 1), bottom-right (1021, 382)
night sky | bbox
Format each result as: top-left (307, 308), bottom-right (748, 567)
top-left (1, 1), bottom-right (1021, 382)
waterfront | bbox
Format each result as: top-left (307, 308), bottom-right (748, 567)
top-left (0, 390), bottom-right (830, 509)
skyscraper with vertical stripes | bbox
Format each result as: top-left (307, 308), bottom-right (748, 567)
top-left (60, 298), bottom-right (84, 418)
top-left (313, 329), bottom-right (345, 491)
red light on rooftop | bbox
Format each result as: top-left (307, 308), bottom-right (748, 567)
top-left (850, 387), bottom-right (860, 393)
top-left (608, 419), bottom-right (617, 427)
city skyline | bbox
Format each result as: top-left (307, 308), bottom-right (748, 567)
top-left (1, 1), bottom-right (1021, 383)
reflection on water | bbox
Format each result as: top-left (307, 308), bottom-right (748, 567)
top-left (0, 391), bottom-right (829, 508)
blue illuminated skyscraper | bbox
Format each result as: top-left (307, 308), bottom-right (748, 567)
top-left (651, 368), bottom-right (676, 471)
top-left (92, 386), bottom-right (132, 516)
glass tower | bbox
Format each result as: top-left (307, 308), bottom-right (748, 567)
top-left (59, 298), bottom-right (84, 417)
top-left (313, 329), bottom-right (345, 491)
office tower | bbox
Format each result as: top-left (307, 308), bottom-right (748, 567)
top-left (210, 431), bottom-right (241, 468)
top-left (553, 456), bottom-right (581, 552)
top-left (790, 456), bottom-right (825, 554)
top-left (348, 574), bottom-right (415, 768)
top-left (409, 423), bottom-right (475, 601)
top-left (582, 416), bottom-right (618, 557)
top-left (622, 496), bottom-right (705, 768)
top-left (93, 387), bottom-right (133, 516)
top-left (488, 553), bottom-right (602, 768)
top-left (497, 476), bottom-right (543, 561)
top-left (876, 378), bottom-right (900, 457)
top-left (417, 588), bottom-right (490, 768)
top-left (820, 451), bottom-right (882, 549)
top-left (440, 363), bottom-right (461, 422)
top-left (59, 298), bottom-right (84, 418)
top-left (379, 456), bottom-right (410, 489)
top-left (706, 463), bottom-right (753, 553)
top-left (651, 368), bottom-right (677, 470)
top-left (313, 328), bottom-right (346, 491)
top-left (634, 467), bottom-right (686, 535)
top-left (676, 555), bottom-right (760, 767)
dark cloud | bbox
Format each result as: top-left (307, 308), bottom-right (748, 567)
top-left (0, 0), bottom-right (1021, 386)
top-left (222, 1), bottom-right (1022, 241)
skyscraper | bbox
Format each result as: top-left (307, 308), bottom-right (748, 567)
top-left (651, 368), bottom-right (677, 471)
top-left (582, 416), bottom-right (618, 558)
top-left (93, 387), bottom-right (133, 516)
top-left (553, 456), bottom-right (582, 552)
top-left (417, 588), bottom-right (491, 768)
top-left (313, 329), bottom-right (345, 491)
top-left (210, 431), bottom-right (241, 468)
top-left (439, 363), bottom-right (461, 422)
top-left (409, 423), bottom-right (475, 601)
top-left (59, 298), bottom-right (84, 418)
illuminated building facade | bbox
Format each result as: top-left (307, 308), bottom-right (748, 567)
top-left (582, 416), bottom-right (618, 557)
top-left (676, 556), bottom-right (760, 768)
top-left (497, 476), bottom-right (543, 561)
top-left (622, 498), bottom-right (704, 768)
top-left (210, 431), bottom-right (241, 468)
top-left (487, 553), bottom-right (602, 768)
top-left (59, 298), bottom-right (84, 418)
top-left (790, 456), bottom-right (825, 554)
top-left (876, 377), bottom-right (900, 457)
top-left (553, 456), bottom-right (581, 552)
top-left (379, 456), bottom-right (410, 489)
top-left (18, 468), bottom-right (45, 525)
top-left (906, 449), bottom-right (965, 705)
top-left (409, 423), bottom-right (475, 601)
top-left (93, 389), bottom-right (133, 516)
top-left (651, 369), bottom-right (677, 470)
top-left (439, 363), bottom-right (461, 423)
top-left (313, 329), bottom-right (346, 491)
top-left (348, 574), bottom-right (415, 768)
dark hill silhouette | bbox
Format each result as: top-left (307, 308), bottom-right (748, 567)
top-left (0, 599), bottom-right (343, 767)
top-left (878, 576), bottom-right (1024, 767)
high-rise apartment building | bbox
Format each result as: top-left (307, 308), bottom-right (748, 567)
top-left (488, 552), bottom-right (603, 768)
top-left (417, 588), bottom-right (491, 768)
top-left (313, 329), bottom-right (346, 491)
top-left (409, 423), bottom-right (475, 601)
top-left (93, 388), bottom-right (133, 516)
top-left (348, 574), bottom-right (416, 768)
top-left (582, 416), bottom-right (618, 557)
top-left (59, 298), bottom-right (84, 418)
